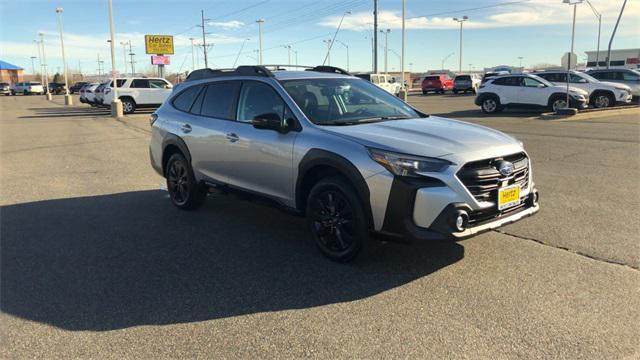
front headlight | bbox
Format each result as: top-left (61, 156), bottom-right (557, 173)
top-left (368, 148), bottom-right (452, 177)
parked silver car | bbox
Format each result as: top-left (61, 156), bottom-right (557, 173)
top-left (586, 68), bottom-right (640, 102)
top-left (149, 65), bottom-right (540, 261)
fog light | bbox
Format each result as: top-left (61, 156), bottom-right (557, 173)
top-left (453, 211), bottom-right (468, 232)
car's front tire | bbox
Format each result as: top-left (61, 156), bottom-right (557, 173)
top-left (165, 153), bottom-right (206, 210)
top-left (591, 92), bottom-right (615, 108)
top-left (306, 176), bottom-right (369, 262)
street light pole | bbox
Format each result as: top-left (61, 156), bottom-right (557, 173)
top-left (323, 40), bottom-right (332, 66)
top-left (107, 0), bottom-right (122, 117)
top-left (128, 40), bottom-right (135, 75)
top-left (441, 52), bottom-right (454, 70)
top-left (606, 0), bottom-right (627, 69)
top-left (33, 40), bottom-right (43, 85)
top-left (256, 19), bottom-right (264, 65)
top-left (189, 37), bottom-right (196, 70)
top-left (380, 29), bottom-right (390, 74)
top-left (518, 56), bottom-right (523, 68)
top-left (233, 38), bottom-right (250, 68)
top-left (585, 0), bottom-right (601, 68)
top-left (373, 0), bottom-right (378, 73)
top-left (39, 33), bottom-right (52, 100)
top-left (335, 40), bottom-right (349, 71)
top-left (30, 57), bottom-right (36, 76)
top-left (401, 0), bottom-right (406, 100)
top-left (120, 41), bottom-right (128, 76)
top-left (55, 7), bottom-right (72, 105)
top-left (453, 16), bottom-right (468, 73)
top-left (562, 0), bottom-right (583, 111)
top-left (322, 11), bottom-right (350, 67)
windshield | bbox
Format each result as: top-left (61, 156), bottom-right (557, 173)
top-left (528, 74), bottom-right (553, 87)
top-left (578, 72), bottom-right (599, 82)
top-left (281, 78), bottom-right (419, 125)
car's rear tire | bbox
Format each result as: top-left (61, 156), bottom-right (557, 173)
top-left (306, 176), bottom-right (369, 263)
top-left (481, 96), bottom-right (501, 114)
top-left (121, 98), bottom-right (136, 114)
top-left (165, 153), bottom-right (206, 210)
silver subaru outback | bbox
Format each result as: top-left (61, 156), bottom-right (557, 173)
top-left (149, 65), bottom-right (539, 262)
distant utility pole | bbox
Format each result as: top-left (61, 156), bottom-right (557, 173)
top-left (518, 56), bottom-right (523, 67)
top-left (199, 10), bottom-right (211, 68)
top-left (30, 57), bottom-right (36, 75)
top-left (283, 45), bottom-right (292, 67)
top-left (380, 29), bottom-right (390, 74)
top-left (373, 0), bottom-right (378, 73)
top-left (128, 40), bottom-right (136, 75)
top-left (585, 0), bottom-right (602, 68)
top-left (33, 40), bottom-right (43, 83)
top-left (256, 19), bottom-right (265, 65)
top-left (453, 16), bottom-right (469, 73)
top-left (335, 40), bottom-right (349, 71)
top-left (97, 54), bottom-right (103, 78)
top-left (233, 38), bottom-right (250, 67)
top-left (39, 32), bottom-right (51, 100)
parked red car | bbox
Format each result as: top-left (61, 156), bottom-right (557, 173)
top-left (421, 74), bottom-right (453, 94)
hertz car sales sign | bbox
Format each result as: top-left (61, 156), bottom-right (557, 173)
top-left (145, 35), bottom-right (174, 55)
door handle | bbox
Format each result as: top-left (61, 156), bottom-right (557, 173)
top-left (225, 133), bottom-right (239, 142)
top-left (180, 124), bottom-right (192, 133)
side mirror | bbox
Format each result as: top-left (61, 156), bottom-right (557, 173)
top-left (252, 113), bottom-right (286, 133)
top-left (537, 84), bottom-right (546, 88)
top-left (165, 84), bottom-right (173, 89)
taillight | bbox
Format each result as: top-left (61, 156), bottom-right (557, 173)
top-left (149, 113), bottom-right (158, 126)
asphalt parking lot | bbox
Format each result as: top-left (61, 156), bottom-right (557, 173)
top-left (1, 94), bottom-right (639, 359)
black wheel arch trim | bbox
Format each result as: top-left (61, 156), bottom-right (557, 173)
top-left (296, 149), bottom-right (373, 229)
top-left (161, 134), bottom-right (192, 175)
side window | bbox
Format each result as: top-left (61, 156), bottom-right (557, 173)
top-left (569, 73), bottom-right (585, 83)
top-left (622, 72), bottom-right (640, 81)
top-left (371, 76), bottom-right (379, 84)
top-left (200, 81), bottom-right (239, 119)
top-left (493, 77), bottom-right (519, 86)
top-left (149, 79), bottom-right (168, 89)
top-left (523, 77), bottom-right (542, 87)
top-left (172, 85), bottom-right (203, 113)
top-left (590, 72), bottom-right (606, 80)
top-left (131, 79), bottom-right (150, 88)
top-left (236, 81), bottom-right (285, 123)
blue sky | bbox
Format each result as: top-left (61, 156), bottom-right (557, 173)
top-left (1, 0), bottom-right (638, 75)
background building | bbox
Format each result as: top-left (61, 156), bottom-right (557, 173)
top-left (0, 60), bottom-right (24, 84)
top-left (586, 48), bottom-right (640, 69)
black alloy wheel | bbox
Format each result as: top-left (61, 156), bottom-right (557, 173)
top-left (165, 153), bottom-right (205, 210)
top-left (307, 176), bottom-right (368, 262)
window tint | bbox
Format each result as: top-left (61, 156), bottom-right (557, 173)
top-left (455, 75), bottom-right (471, 81)
top-left (149, 79), bottom-right (168, 88)
top-left (172, 85), bottom-right (203, 112)
top-left (622, 71), bottom-right (640, 81)
top-left (237, 82), bottom-right (285, 123)
top-left (200, 81), bottom-right (239, 119)
top-left (492, 77), bottom-right (520, 86)
top-left (189, 86), bottom-right (206, 114)
top-left (569, 73), bottom-right (586, 83)
top-left (108, 79), bottom-right (126, 87)
top-left (590, 72), bottom-right (611, 80)
top-left (131, 79), bottom-right (150, 88)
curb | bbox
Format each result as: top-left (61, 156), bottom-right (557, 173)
top-left (538, 105), bottom-right (640, 121)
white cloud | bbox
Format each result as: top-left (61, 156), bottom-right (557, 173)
top-left (207, 20), bottom-right (245, 30)
top-left (319, 0), bottom-right (640, 30)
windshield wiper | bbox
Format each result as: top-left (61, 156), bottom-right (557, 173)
top-left (318, 116), bottom-right (411, 126)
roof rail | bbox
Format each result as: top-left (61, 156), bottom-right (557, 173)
top-left (306, 65), bottom-right (351, 75)
top-left (185, 65), bottom-right (274, 82)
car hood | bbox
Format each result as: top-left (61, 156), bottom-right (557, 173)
top-left (321, 116), bottom-right (523, 163)
top-left (600, 81), bottom-right (631, 90)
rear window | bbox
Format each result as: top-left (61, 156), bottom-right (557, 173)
top-left (29, 82), bottom-right (42, 85)
top-left (172, 85), bottom-right (203, 113)
top-left (424, 76), bottom-right (440, 81)
top-left (455, 75), bottom-right (471, 81)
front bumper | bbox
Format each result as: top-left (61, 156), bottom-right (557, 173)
top-left (373, 172), bottom-right (539, 242)
top-left (570, 97), bottom-right (588, 109)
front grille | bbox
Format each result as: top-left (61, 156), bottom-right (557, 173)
top-left (457, 152), bottom-right (530, 204)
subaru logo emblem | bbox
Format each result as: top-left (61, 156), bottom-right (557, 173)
top-left (498, 161), bottom-right (514, 176)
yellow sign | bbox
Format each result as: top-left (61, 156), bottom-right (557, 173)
top-left (145, 35), bottom-right (174, 55)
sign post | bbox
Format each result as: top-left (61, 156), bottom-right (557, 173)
top-left (145, 35), bottom-right (173, 79)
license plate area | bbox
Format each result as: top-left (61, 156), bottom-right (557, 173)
top-left (498, 184), bottom-right (520, 210)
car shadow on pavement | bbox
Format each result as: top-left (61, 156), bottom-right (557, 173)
top-left (18, 106), bottom-right (154, 119)
top-left (1, 190), bottom-right (464, 331)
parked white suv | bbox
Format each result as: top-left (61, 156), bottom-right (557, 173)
top-left (354, 73), bottom-right (401, 96)
top-left (535, 70), bottom-right (632, 108)
top-left (475, 74), bottom-right (589, 113)
top-left (102, 77), bottom-right (173, 114)
top-left (11, 81), bottom-right (45, 95)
